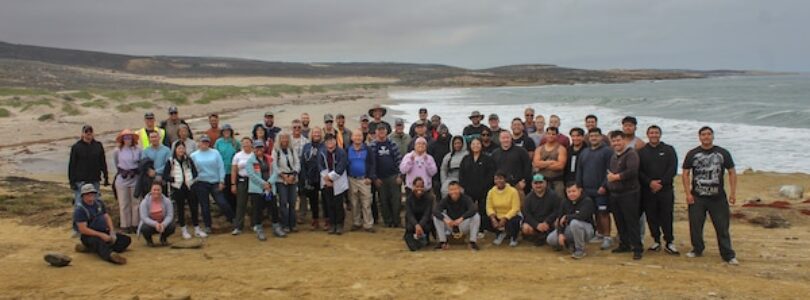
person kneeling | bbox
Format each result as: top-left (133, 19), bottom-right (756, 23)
top-left (433, 181), bottom-right (480, 251)
top-left (521, 174), bottom-right (561, 246)
top-left (487, 172), bottom-right (523, 247)
top-left (404, 177), bottom-right (434, 251)
top-left (139, 182), bottom-right (176, 247)
top-left (547, 184), bottom-right (595, 259)
top-left (74, 184), bottom-right (131, 265)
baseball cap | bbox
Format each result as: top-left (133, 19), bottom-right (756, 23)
top-left (264, 111), bottom-right (274, 117)
top-left (168, 106), bottom-right (178, 114)
top-left (81, 125), bottom-right (94, 133)
top-left (199, 135), bottom-right (211, 143)
top-left (80, 183), bottom-right (98, 195)
top-left (532, 174), bottom-right (546, 183)
top-left (324, 113), bottom-right (334, 122)
top-left (360, 114), bottom-right (369, 122)
top-left (488, 113), bottom-right (499, 120)
top-left (395, 118), bottom-right (405, 125)
top-left (144, 112), bottom-right (155, 119)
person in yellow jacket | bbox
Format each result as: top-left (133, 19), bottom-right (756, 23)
top-left (138, 112), bottom-right (165, 149)
top-left (487, 171), bottom-right (523, 247)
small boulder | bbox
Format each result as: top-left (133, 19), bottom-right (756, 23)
top-left (779, 185), bottom-right (804, 200)
top-left (44, 252), bottom-right (72, 267)
top-left (749, 214), bottom-right (791, 229)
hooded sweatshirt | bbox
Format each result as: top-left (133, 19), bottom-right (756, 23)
top-left (440, 135), bottom-right (468, 197)
top-left (399, 151), bottom-right (438, 190)
top-left (575, 143), bottom-right (613, 196)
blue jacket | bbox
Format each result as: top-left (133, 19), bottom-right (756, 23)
top-left (346, 143), bottom-right (376, 179)
top-left (246, 153), bottom-right (278, 195)
top-left (370, 138), bottom-right (401, 179)
top-left (300, 141), bottom-right (324, 188)
top-left (318, 147), bottom-right (348, 179)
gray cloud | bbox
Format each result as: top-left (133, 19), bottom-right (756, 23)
top-left (0, 0), bottom-right (807, 71)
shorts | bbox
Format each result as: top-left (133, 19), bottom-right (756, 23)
top-left (585, 191), bottom-right (609, 212)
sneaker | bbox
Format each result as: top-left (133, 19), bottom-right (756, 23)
top-left (665, 243), bottom-right (680, 255)
top-left (589, 235), bottom-right (603, 244)
top-left (272, 224), bottom-right (287, 238)
top-left (194, 226), bottom-right (208, 238)
top-left (509, 238), bottom-right (519, 247)
top-left (492, 232), bottom-right (506, 246)
top-left (203, 227), bottom-right (212, 235)
top-left (600, 237), bottom-right (613, 250)
top-left (335, 225), bottom-right (344, 235)
top-left (633, 252), bottom-right (643, 260)
top-left (256, 229), bottom-right (267, 241)
top-left (109, 253), bottom-right (127, 265)
top-left (231, 228), bottom-right (242, 236)
top-left (572, 250), bottom-right (587, 259)
top-left (469, 242), bottom-right (480, 251)
top-left (181, 227), bottom-right (192, 240)
top-left (477, 232), bottom-right (485, 240)
top-left (74, 243), bottom-right (90, 253)
top-left (727, 258), bottom-right (740, 266)
top-left (686, 251), bottom-right (703, 258)
top-left (282, 227), bottom-right (291, 233)
top-left (648, 242), bottom-right (661, 252)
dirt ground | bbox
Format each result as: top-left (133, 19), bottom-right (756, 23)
top-left (0, 86), bottom-right (809, 299)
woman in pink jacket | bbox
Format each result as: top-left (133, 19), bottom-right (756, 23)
top-left (399, 137), bottom-right (438, 195)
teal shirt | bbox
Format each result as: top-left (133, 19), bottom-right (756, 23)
top-left (214, 138), bottom-right (238, 175)
top-left (245, 154), bottom-right (278, 195)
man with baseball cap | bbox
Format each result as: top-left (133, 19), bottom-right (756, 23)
top-left (388, 118), bottom-right (411, 157)
top-left (406, 119), bottom-right (431, 152)
top-left (521, 174), bottom-right (561, 246)
top-left (488, 113), bottom-right (506, 136)
top-left (68, 125), bottom-right (109, 206)
top-left (323, 113), bottom-right (338, 138)
top-left (335, 113), bottom-right (353, 149)
top-left (261, 111), bottom-right (282, 143)
top-left (462, 110), bottom-right (489, 145)
top-left (137, 112), bottom-right (165, 149)
top-left (160, 106), bottom-right (192, 147)
top-left (409, 107), bottom-right (432, 137)
top-left (73, 184), bottom-right (130, 265)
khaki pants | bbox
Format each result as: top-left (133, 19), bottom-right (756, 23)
top-left (348, 177), bottom-right (373, 229)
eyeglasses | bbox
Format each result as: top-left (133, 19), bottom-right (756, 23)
top-left (84, 130), bottom-right (93, 134)
top-left (525, 114), bottom-right (534, 117)
top-left (293, 126), bottom-right (302, 129)
top-left (481, 134), bottom-right (490, 137)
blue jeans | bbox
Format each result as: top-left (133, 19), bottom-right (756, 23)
top-left (74, 181), bottom-right (100, 206)
top-left (193, 181), bottom-right (234, 229)
top-left (276, 183), bottom-right (297, 229)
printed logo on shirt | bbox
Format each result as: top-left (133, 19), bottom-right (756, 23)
top-left (690, 152), bottom-right (724, 196)
top-left (377, 145), bottom-right (390, 156)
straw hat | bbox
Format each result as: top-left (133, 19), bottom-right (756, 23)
top-left (115, 129), bottom-right (139, 145)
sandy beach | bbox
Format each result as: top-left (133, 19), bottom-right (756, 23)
top-left (0, 85), bottom-right (809, 299)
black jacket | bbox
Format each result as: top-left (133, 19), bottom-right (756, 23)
top-left (458, 153), bottom-right (496, 201)
top-left (406, 192), bottom-right (435, 228)
top-left (428, 135), bottom-right (451, 179)
top-left (133, 158), bottom-right (155, 199)
top-left (607, 148), bottom-right (640, 195)
top-left (557, 195), bottom-right (595, 229)
top-left (434, 194), bottom-right (477, 220)
top-left (522, 190), bottom-right (562, 229)
top-left (490, 145), bottom-right (532, 187)
top-left (638, 142), bottom-right (678, 191)
top-left (68, 139), bottom-right (108, 186)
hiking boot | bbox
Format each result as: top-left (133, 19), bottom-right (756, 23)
top-left (181, 226), bottom-right (192, 240)
top-left (665, 243), bottom-right (680, 255)
top-left (633, 251), bottom-right (643, 260)
top-left (572, 250), bottom-right (587, 259)
top-left (335, 225), bottom-right (344, 235)
top-left (145, 237), bottom-right (156, 247)
top-left (492, 232), bottom-right (506, 246)
top-left (477, 232), bottom-right (485, 240)
top-left (256, 228), bottom-right (267, 241)
top-left (109, 253), bottom-right (127, 265)
top-left (203, 227), bottom-right (212, 235)
top-left (282, 227), bottom-right (291, 233)
top-left (648, 242), bottom-right (661, 252)
top-left (231, 228), bottom-right (242, 236)
top-left (600, 237), bottom-right (613, 250)
top-left (194, 226), bottom-right (208, 238)
top-left (74, 243), bottom-right (90, 253)
top-left (589, 234), bottom-right (603, 244)
top-left (727, 258), bottom-right (740, 266)
top-left (509, 238), bottom-right (519, 247)
top-left (469, 242), bottom-right (480, 251)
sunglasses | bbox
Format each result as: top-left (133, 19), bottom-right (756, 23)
top-left (84, 130), bottom-right (93, 134)
top-left (525, 114), bottom-right (534, 117)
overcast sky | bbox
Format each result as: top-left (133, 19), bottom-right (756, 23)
top-left (1, 0), bottom-right (807, 71)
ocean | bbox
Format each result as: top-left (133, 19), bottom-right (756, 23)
top-left (387, 75), bottom-right (810, 174)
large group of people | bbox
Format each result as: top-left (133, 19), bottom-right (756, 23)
top-left (68, 104), bottom-right (739, 266)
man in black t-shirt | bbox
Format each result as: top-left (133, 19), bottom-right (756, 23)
top-left (510, 118), bottom-right (536, 160)
top-left (682, 126), bottom-right (738, 265)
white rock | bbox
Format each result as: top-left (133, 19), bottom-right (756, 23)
top-left (779, 185), bottom-right (803, 199)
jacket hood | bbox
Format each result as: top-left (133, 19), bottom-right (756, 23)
top-left (449, 135), bottom-right (468, 154)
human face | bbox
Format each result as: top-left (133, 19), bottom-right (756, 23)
top-left (699, 129), bottom-right (714, 147)
top-left (178, 127), bottom-right (189, 139)
top-left (566, 185), bottom-right (582, 201)
top-left (452, 138), bottom-right (463, 152)
top-left (611, 135), bottom-right (627, 152)
top-left (534, 116), bottom-right (546, 131)
top-left (431, 118), bottom-right (440, 127)
top-left (175, 144), bottom-right (186, 157)
top-left (122, 134), bottom-right (133, 146)
top-left (395, 123), bottom-right (404, 133)
top-left (413, 180), bottom-right (425, 197)
top-left (336, 117), bottom-right (345, 128)
top-left (570, 131), bottom-right (583, 147)
top-left (360, 120), bottom-right (368, 130)
top-left (169, 112), bottom-right (179, 121)
top-left (470, 139), bottom-right (482, 154)
top-left (199, 141), bottom-right (210, 150)
top-left (311, 128), bottom-right (323, 143)
top-left (150, 184), bottom-right (162, 199)
top-left (254, 146), bottom-right (264, 156)
top-left (418, 110), bottom-right (427, 120)
top-left (82, 192), bottom-right (96, 204)
top-left (532, 180), bottom-right (547, 195)
top-left (471, 116), bottom-right (481, 125)
top-left (300, 114), bottom-right (310, 126)
top-left (488, 119), bottom-right (499, 129)
top-left (415, 140), bottom-right (427, 154)
top-left (325, 138), bottom-right (336, 151)
top-left (209, 116), bottom-right (219, 128)
top-left (82, 128), bottom-right (94, 142)
top-left (279, 134), bottom-right (290, 148)
top-left (264, 115), bottom-right (274, 127)
top-left (149, 132), bottom-right (160, 146)
top-left (352, 131), bottom-right (364, 145)
top-left (494, 175), bottom-right (506, 189)
top-left (480, 130), bottom-right (491, 142)
top-left (545, 130), bottom-right (558, 144)
top-left (585, 117), bottom-right (597, 130)
top-left (647, 128), bottom-right (661, 145)
top-left (511, 120), bottom-right (523, 135)
top-left (324, 120), bottom-right (334, 129)
top-left (372, 110), bottom-right (382, 120)
top-left (415, 125), bottom-right (426, 136)
top-left (550, 116), bottom-right (561, 128)
top-left (241, 139), bottom-right (252, 152)
top-left (448, 184), bottom-right (461, 200)
top-left (588, 132), bottom-right (602, 147)
top-left (292, 122), bottom-right (302, 135)
top-left (524, 109), bottom-right (534, 122)
top-left (255, 127), bottom-right (266, 139)
top-left (499, 131), bottom-right (511, 149)
top-left (145, 118), bottom-right (155, 128)
top-left (222, 129), bottom-right (233, 138)
top-left (376, 128), bottom-right (387, 140)
top-left (622, 122), bottom-right (636, 136)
